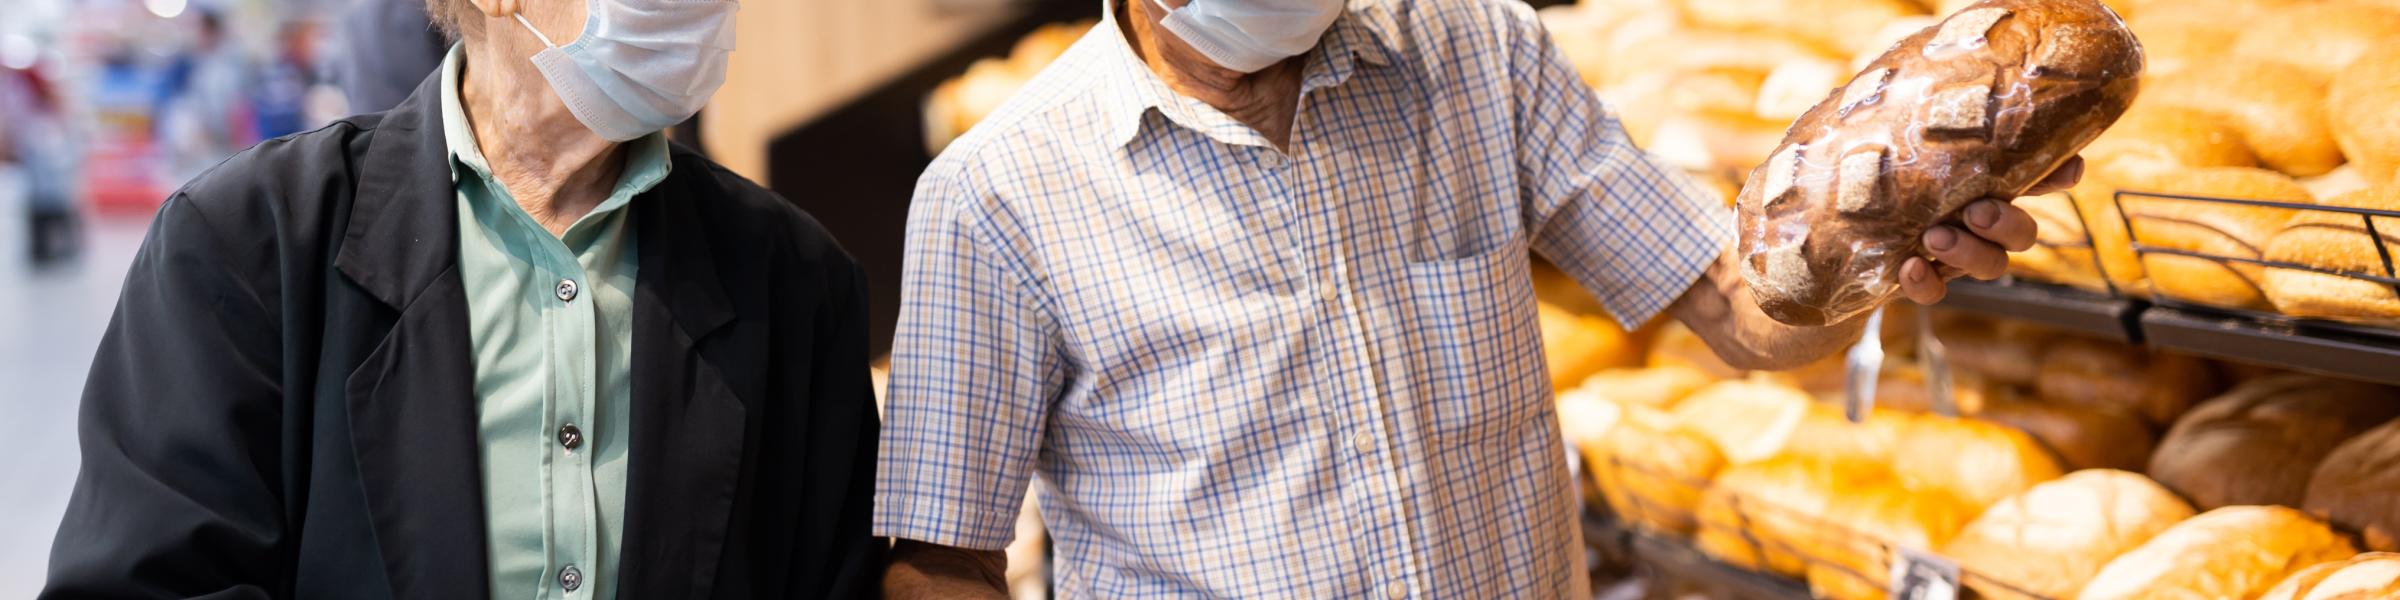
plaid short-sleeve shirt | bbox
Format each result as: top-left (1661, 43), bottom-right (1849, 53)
top-left (876, 0), bottom-right (1733, 596)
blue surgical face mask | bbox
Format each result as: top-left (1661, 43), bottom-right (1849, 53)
top-left (514, 0), bottom-right (737, 142)
top-left (1146, 0), bottom-right (1346, 73)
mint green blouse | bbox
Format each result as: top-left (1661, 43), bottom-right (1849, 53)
top-left (439, 45), bottom-right (669, 600)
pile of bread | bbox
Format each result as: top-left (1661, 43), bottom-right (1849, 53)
top-left (922, 21), bottom-right (1093, 154)
top-left (1547, 303), bottom-right (2400, 599)
top-left (1541, 0), bottom-right (2400, 326)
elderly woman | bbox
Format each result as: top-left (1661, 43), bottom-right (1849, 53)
top-left (42, 0), bottom-right (882, 598)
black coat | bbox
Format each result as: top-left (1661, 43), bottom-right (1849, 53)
top-left (43, 73), bottom-right (883, 599)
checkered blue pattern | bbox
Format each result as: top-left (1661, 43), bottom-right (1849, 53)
top-left (875, 0), bottom-right (1733, 596)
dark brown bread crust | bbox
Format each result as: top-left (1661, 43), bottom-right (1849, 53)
top-left (1737, 0), bottom-right (2144, 325)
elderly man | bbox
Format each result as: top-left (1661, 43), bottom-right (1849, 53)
top-left (42, 0), bottom-right (881, 598)
top-left (876, 0), bottom-right (2078, 597)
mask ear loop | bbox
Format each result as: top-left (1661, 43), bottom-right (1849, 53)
top-left (512, 13), bottom-right (561, 49)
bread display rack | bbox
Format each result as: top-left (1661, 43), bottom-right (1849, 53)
top-left (1939, 190), bottom-right (2400, 387)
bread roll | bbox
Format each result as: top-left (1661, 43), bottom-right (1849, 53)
top-left (1589, 407), bottom-right (1726, 536)
top-left (2036, 337), bottom-right (2220, 427)
top-left (2083, 101), bottom-right (2261, 172)
top-left (1645, 109), bottom-right (1788, 175)
top-left (2260, 553), bottom-right (2400, 600)
top-left (1676, 0), bottom-right (1925, 56)
top-left (2147, 59), bottom-right (2342, 177)
top-left (2149, 374), bottom-right (2400, 510)
top-left (2263, 187), bottom-right (2400, 323)
top-left (2079, 505), bottom-right (2361, 600)
top-left (2007, 190), bottom-right (2124, 291)
top-left (2307, 417), bottom-right (2400, 552)
top-left (1735, 0), bottom-right (2143, 325)
top-left (2124, 2), bottom-right (2245, 77)
top-left (1944, 469), bottom-right (2197, 600)
top-left (2108, 164), bottom-right (2315, 309)
top-left (1672, 380), bottom-right (1895, 466)
top-left (1977, 397), bottom-right (2157, 472)
top-left (1885, 412), bottom-right (2065, 511)
top-left (1695, 455), bottom-right (1894, 576)
top-left (1570, 366), bottom-right (1716, 410)
top-left (1934, 318), bottom-right (2056, 388)
top-left (1595, 26), bottom-right (1833, 90)
top-left (1803, 483), bottom-right (1978, 600)
top-left (1537, 301), bottom-right (1641, 391)
top-left (2329, 45), bottom-right (2400, 186)
top-left (2229, 4), bottom-right (2400, 80)
top-left (1648, 321), bottom-right (1744, 380)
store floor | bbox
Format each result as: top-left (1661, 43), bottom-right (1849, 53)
top-left (0, 167), bottom-right (148, 597)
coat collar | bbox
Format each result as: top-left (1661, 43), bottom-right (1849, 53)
top-left (338, 69), bottom-right (743, 599)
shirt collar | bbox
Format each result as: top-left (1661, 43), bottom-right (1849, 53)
top-left (437, 44), bottom-right (671, 203)
top-left (1095, 0), bottom-right (1395, 149)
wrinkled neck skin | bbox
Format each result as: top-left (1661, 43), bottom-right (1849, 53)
top-left (458, 20), bottom-right (624, 238)
top-left (1121, 0), bottom-right (1308, 151)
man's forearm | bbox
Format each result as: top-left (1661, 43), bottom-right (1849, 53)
top-left (884, 539), bottom-right (1011, 600)
top-left (1667, 247), bottom-right (1870, 371)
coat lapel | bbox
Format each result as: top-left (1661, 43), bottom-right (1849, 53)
top-left (335, 72), bottom-right (492, 600)
top-left (616, 173), bottom-right (748, 599)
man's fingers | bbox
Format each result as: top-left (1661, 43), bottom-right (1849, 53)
top-left (2024, 156), bottom-right (2085, 196)
top-left (1899, 258), bottom-right (1947, 304)
top-left (1924, 225), bottom-right (2010, 280)
top-left (1964, 199), bottom-right (2040, 252)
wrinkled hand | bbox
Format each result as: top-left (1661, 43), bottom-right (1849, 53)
top-left (1897, 156), bottom-right (2085, 305)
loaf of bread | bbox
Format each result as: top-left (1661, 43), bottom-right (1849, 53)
top-left (1588, 406), bottom-right (1726, 537)
top-left (2108, 164), bottom-right (2316, 309)
top-left (2036, 337), bottom-right (2219, 427)
top-left (2149, 374), bottom-right (2400, 510)
top-left (2078, 505), bottom-right (2360, 600)
top-left (1569, 366), bottom-right (1716, 410)
top-left (2083, 101), bottom-right (2261, 172)
top-left (2228, 3), bottom-right (2400, 80)
top-left (2306, 416), bottom-right (2400, 552)
top-left (1537, 301), bottom-right (1642, 391)
top-left (2263, 187), bottom-right (2400, 324)
top-left (2007, 190), bottom-right (2122, 290)
top-left (2147, 58), bottom-right (2341, 177)
top-left (1676, 0), bottom-right (1928, 57)
top-left (1976, 397), bottom-right (2156, 472)
top-left (1735, 0), bottom-right (2142, 325)
top-left (1885, 412), bottom-right (2065, 511)
top-left (1935, 318), bottom-right (2056, 387)
top-left (1943, 469), bottom-right (2197, 600)
top-left (1803, 482), bottom-right (1978, 600)
top-left (2260, 553), bottom-right (2400, 600)
top-left (2329, 45), bottom-right (2400, 187)
top-left (1695, 454), bottom-right (1893, 576)
top-left (1596, 25), bottom-right (1834, 90)
top-left (1673, 380), bottom-right (1895, 466)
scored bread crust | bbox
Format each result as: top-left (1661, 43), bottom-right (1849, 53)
top-left (1736, 0), bottom-right (2143, 326)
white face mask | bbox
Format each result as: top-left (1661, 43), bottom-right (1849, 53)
top-left (1146, 0), bottom-right (1346, 73)
top-left (514, 0), bottom-right (738, 142)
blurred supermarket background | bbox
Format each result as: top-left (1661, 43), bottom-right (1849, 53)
top-left (0, 0), bottom-right (1054, 593)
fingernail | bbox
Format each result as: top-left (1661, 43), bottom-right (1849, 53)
top-left (1925, 227), bottom-right (1958, 252)
top-left (1907, 262), bottom-right (1928, 283)
top-left (1969, 202), bottom-right (2001, 229)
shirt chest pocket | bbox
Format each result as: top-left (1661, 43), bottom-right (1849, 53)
top-left (1397, 238), bottom-right (1549, 444)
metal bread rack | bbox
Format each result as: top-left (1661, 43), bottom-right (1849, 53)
top-left (1581, 452), bottom-right (2063, 600)
top-left (2105, 190), bottom-right (2400, 385)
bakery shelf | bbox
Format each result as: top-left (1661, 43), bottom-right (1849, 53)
top-left (1581, 511), bottom-right (1811, 599)
top-left (2139, 306), bottom-right (2400, 387)
top-left (1938, 278), bottom-right (2146, 343)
